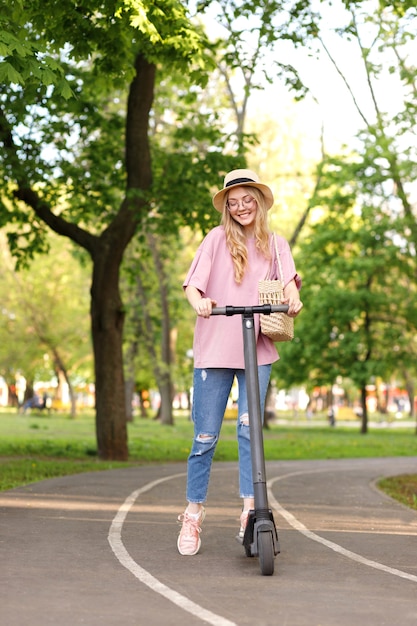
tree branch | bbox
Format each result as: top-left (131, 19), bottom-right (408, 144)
top-left (0, 104), bottom-right (97, 254)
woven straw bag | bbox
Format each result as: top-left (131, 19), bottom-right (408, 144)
top-left (258, 234), bottom-right (294, 342)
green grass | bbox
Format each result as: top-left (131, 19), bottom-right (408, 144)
top-left (377, 474), bottom-right (417, 511)
top-left (0, 409), bottom-right (416, 509)
top-left (0, 457), bottom-right (130, 491)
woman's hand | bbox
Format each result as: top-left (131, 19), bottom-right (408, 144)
top-left (185, 286), bottom-right (217, 318)
top-left (283, 279), bottom-right (303, 318)
top-left (282, 296), bottom-right (303, 317)
top-left (194, 297), bottom-right (217, 318)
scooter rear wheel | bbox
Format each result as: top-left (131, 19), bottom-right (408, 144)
top-left (258, 530), bottom-right (275, 576)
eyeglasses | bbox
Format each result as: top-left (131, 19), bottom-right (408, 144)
top-left (226, 195), bottom-right (256, 211)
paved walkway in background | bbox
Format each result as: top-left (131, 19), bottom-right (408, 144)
top-left (1, 457), bottom-right (417, 626)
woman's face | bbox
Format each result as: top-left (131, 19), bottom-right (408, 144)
top-left (226, 186), bottom-right (258, 233)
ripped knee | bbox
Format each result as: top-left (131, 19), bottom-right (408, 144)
top-left (196, 432), bottom-right (217, 443)
top-left (239, 412), bottom-right (250, 426)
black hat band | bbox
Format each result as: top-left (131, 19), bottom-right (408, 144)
top-left (225, 177), bottom-right (255, 188)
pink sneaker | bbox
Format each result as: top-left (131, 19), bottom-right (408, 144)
top-left (237, 510), bottom-right (250, 543)
top-left (177, 508), bottom-right (205, 556)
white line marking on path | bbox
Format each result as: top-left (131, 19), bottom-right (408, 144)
top-left (268, 470), bottom-right (417, 584)
top-left (108, 473), bottom-right (237, 626)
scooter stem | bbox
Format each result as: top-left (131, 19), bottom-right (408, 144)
top-left (242, 312), bottom-right (269, 512)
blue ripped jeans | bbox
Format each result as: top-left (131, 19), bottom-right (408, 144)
top-left (186, 365), bottom-right (272, 503)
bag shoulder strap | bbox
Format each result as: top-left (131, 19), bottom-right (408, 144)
top-left (273, 233), bottom-right (284, 282)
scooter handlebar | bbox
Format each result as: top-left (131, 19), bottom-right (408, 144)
top-left (211, 304), bottom-right (289, 316)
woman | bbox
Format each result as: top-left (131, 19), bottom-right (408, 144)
top-left (178, 169), bottom-right (303, 556)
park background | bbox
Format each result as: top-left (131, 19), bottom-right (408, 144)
top-left (0, 0), bottom-right (416, 500)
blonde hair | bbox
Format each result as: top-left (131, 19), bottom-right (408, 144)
top-left (221, 186), bottom-right (271, 283)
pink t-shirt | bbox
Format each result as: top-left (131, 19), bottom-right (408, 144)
top-left (183, 226), bottom-right (301, 369)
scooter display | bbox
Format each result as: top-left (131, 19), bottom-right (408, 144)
top-left (211, 304), bottom-right (289, 576)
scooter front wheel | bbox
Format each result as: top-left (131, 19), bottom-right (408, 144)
top-left (258, 530), bottom-right (275, 576)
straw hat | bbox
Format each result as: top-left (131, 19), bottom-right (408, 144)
top-left (212, 169), bottom-right (274, 212)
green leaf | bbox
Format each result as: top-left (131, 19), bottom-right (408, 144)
top-left (0, 60), bottom-right (23, 84)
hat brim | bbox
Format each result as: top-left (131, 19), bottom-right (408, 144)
top-left (212, 182), bottom-right (274, 212)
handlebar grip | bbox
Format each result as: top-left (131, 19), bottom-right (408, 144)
top-left (211, 304), bottom-right (289, 316)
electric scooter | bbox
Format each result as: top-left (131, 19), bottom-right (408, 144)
top-left (211, 303), bottom-right (289, 576)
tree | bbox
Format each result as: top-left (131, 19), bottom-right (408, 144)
top-left (0, 232), bottom-right (92, 413)
top-left (271, 1), bottom-right (417, 431)
top-left (0, 0), bottom-right (214, 459)
top-left (279, 153), bottom-right (416, 431)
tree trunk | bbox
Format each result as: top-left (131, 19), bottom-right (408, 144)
top-left (148, 233), bottom-right (174, 425)
top-left (91, 238), bottom-right (128, 460)
top-left (134, 236), bottom-right (175, 425)
top-left (158, 375), bottom-right (174, 424)
top-left (263, 381), bottom-right (276, 429)
top-left (360, 385), bottom-right (368, 434)
top-left (134, 271), bottom-right (175, 424)
top-left (91, 55), bottom-right (156, 458)
top-left (90, 54), bottom-right (155, 460)
top-left (403, 370), bottom-right (414, 419)
top-left (124, 377), bottom-right (135, 422)
top-left (52, 349), bottom-right (77, 418)
top-left (124, 337), bottom-right (139, 422)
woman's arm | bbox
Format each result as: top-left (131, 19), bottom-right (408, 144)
top-left (185, 285), bottom-right (217, 318)
top-left (283, 279), bottom-right (303, 317)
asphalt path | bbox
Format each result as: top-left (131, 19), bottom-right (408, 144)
top-left (1, 457), bottom-right (417, 626)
